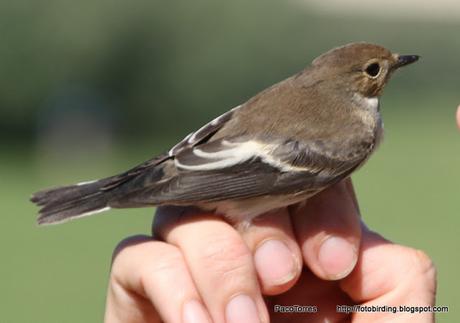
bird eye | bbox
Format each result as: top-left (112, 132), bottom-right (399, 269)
top-left (365, 62), bottom-right (381, 78)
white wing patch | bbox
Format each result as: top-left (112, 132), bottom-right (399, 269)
top-left (168, 133), bottom-right (192, 156)
top-left (168, 105), bottom-right (241, 156)
top-left (77, 180), bottom-right (97, 186)
top-left (175, 140), bottom-right (314, 173)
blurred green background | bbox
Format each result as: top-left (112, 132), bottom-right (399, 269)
top-left (1, 0), bottom-right (459, 322)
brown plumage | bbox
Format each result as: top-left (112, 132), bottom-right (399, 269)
top-left (31, 42), bottom-right (419, 226)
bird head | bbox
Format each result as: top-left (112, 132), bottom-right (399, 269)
top-left (311, 42), bottom-right (419, 98)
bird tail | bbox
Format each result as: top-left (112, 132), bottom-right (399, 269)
top-left (31, 180), bottom-right (112, 225)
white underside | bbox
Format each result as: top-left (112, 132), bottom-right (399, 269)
top-left (199, 191), bottom-right (317, 228)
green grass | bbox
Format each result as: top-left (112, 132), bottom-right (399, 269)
top-left (1, 95), bottom-right (459, 322)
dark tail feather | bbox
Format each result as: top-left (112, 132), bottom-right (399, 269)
top-left (31, 180), bottom-right (112, 225)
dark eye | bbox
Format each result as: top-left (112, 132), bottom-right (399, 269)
top-left (365, 63), bottom-right (381, 78)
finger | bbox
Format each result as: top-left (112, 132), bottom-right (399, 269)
top-left (344, 175), bottom-right (361, 215)
top-left (238, 208), bottom-right (302, 295)
top-left (291, 178), bottom-right (361, 280)
top-left (456, 105), bottom-right (460, 130)
top-left (155, 207), bottom-right (269, 323)
top-left (340, 225), bottom-right (437, 322)
top-left (106, 235), bottom-right (212, 323)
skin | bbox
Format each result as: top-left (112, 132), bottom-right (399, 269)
top-left (105, 178), bottom-right (437, 323)
top-left (457, 105), bottom-right (460, 129)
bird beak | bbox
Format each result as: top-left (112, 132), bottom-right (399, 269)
top-left (393, 54), bottom-right (420, 69)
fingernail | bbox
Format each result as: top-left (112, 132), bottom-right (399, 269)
top-left (318, 236), bottom-right (357, 279)
top-left (226, 294), bottom-right (260, 323)
top-left (183, 300), bottom-right (211, 323)
top-left (254, 240), bottom-right (297, 286)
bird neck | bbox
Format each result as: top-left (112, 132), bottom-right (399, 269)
top-left (350, 92), bottom-right (381, 132)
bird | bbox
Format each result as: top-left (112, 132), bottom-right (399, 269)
top-left (31, 42), bottom-right (419, 227)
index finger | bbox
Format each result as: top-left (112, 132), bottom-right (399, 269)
top-left (456, 105), bottom-right (460, 130)
top-left (153, 207), bottom-right (270, 323)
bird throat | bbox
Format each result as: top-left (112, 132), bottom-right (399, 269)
top-left (351, 93), bottom-right (380, 127)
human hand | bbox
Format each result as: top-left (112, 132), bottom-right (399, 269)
top-left (456, 105), bottom-right (460, 129)
top-left (105, 179), bottom-right (436, 323)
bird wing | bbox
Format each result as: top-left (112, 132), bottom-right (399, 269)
top-left (118, 136), bottom-right (365, 206)
top-left (101, 106), bottom-right (241, 191)
top-left (102, 97), bottom-right (369, 206)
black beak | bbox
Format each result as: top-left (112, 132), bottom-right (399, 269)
top-left (394, 55), bottom-right (420, 68)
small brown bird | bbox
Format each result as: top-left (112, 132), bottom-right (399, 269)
top-left (31, 42), bottom-right (419, 227)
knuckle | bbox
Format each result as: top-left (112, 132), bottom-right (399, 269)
top-left (412, 249), bottom-right (437, 281)
top-left (199, 233), bottom-right (252, 278)
top-left (111, 240), bottom-right (181, 280)
top-left (141, 246), bottom-right (183, 279)
top-left (110, 244), bottom-right (135, 278)
top-left (400, 248), bottom-right (437, 296)
top-left (109, 257), bottom-right (126, 289)
top-left (111, 235), bottom-right (151, 264)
